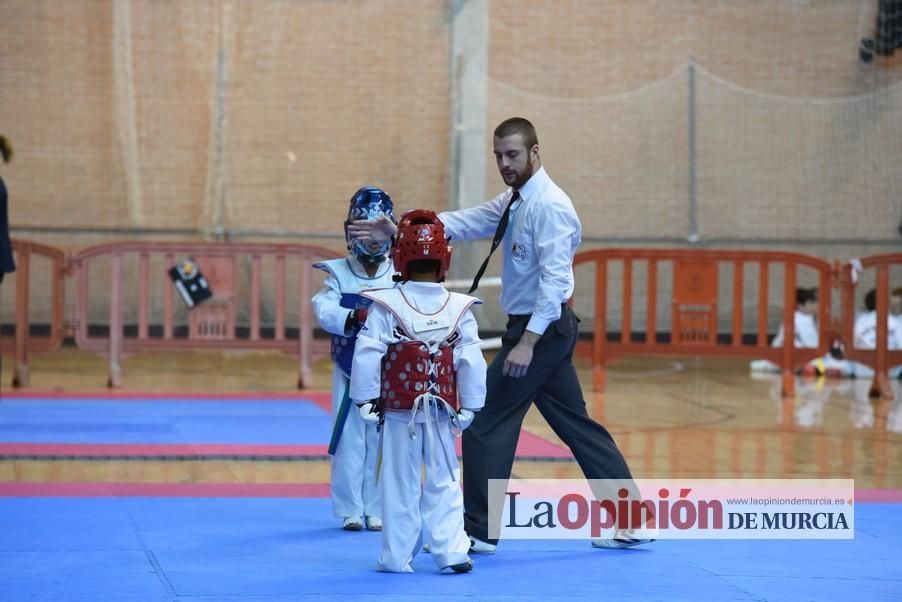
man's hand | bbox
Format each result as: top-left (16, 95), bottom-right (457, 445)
top-left (503, 330), bottom-right (541, 378)
top-left (346, 216), bottom-right (397, 242)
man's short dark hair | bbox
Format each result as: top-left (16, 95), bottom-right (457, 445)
top-left (494, 117), bottom-right (538, 149)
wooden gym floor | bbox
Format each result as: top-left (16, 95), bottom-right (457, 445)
top-left (1, 347), bottom-right (900, 491)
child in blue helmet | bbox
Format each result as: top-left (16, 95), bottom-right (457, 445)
top-left (312, 186), bottom-right (397, 531)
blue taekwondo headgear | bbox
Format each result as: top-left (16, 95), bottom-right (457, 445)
top-left (345, 186), bottom-right (396, 265)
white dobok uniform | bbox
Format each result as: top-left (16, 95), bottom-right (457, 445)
top-left (851, 311), bottom-right (902, 379)
top-left (770, 311), bottom-right (819, 350)
top-left (312, 256), bottom-right (395, 519)
top-left (750, 310), bottom-right (855, 376)
top-left (350, 281), bottom-right (487, 573)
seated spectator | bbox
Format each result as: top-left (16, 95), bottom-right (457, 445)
top-left (891, 287), bottom-right (902, 317)
top-left (750, 287), bottom-right (831, 373)
top-left (770, 287), bottom-right (819, 349)
top-left (850, 288), bottom-right (902, 379)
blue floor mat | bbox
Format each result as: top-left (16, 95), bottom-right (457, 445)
top-left (0, 398), bottom-right (331, 445)
top-left (1, 497), bottom-right (900, 601)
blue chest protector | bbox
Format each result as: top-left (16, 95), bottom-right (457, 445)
top-left (330, 292), bottom-right (374, 377)
top-left (314, 257), bottom-right (396, 378)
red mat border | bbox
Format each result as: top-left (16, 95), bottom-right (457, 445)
top-left (0, 482), bottom-right (330, 497)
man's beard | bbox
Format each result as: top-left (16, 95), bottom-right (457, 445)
top-left (509, 155), bottom-right (534, 190)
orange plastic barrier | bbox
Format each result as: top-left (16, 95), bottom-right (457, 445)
top-left (573, 248), bottom-right (840, 397)
top-left (70, 241), bottom-right (340, 388)
top-left (4, 240), bottom-right (898, 400)
top-left (0, 240), bottom-right (69, 387)
top-left (837, 253), bottom-right (902, 400)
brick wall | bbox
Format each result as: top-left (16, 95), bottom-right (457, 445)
top-left (0, 0), bottom-right (451, 241)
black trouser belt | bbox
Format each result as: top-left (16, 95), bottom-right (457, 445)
top-left (507, 303), bottom-right (570, 325)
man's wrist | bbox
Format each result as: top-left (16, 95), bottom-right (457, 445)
top-left (526, 314), bottom-right (553, 336)
top-left (519, 330), bottom-right (541, 348)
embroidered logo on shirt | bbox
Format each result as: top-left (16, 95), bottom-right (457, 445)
top-left (511, 241), bottom-right (528, 262)
top-left (412, 316), bottom-right (451, 333)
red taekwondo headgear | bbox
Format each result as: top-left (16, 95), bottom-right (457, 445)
top-left (392, 209), bottom-right (452, 282)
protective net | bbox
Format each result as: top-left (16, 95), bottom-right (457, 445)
top-left (486, 63), bottom-right (902, 245)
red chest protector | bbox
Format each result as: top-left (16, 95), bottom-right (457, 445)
top-left (378, 338), bottom-right (459, 412)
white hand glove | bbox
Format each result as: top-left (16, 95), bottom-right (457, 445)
top-left (456, 408), bottom-right (475, 431)
top-left (358, 402), bottom-right (381, 424)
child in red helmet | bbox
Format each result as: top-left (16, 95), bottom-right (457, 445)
top-left (349, 209), bottom-right (487, 573)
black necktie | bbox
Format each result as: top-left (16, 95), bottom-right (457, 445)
top-left (468, 191), bottom-right (519, 294)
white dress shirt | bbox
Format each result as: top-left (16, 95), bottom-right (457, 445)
top-left (439, 167), bottom-right (581, 335)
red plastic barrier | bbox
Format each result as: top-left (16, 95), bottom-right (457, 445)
top-left (70, 241), bottom-right (340, 388)
top-left (0, 240), bottom-right (68, 387)
top-left (838, 253), bottom-right (902, 400)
